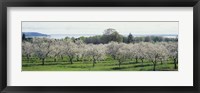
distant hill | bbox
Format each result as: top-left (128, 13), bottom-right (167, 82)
top-left (23, 32), bottom-right (49, 37)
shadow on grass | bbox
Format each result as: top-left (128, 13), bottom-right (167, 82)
top-left (112, 67), bottom-right (127, 70)
top-left (167, 62), bottom-right (175, 65)
top-left (111, 63), bottom-right (154, 71)
top-left (22, 62), bottom-right (72, 67)
top-left (67, 65), bottom-right (92, 68)
top-left (126, 62), bottom-right (139, 64)
top-left (23, 62), bottom-right (93, 69)
top-left (134, 64), bottom-right (153, 67)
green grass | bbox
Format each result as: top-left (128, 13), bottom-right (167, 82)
top-left (22, 57), bottom-right (178, 71)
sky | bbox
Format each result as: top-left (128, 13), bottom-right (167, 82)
top-left (22, 21), bottom-right (178, 35)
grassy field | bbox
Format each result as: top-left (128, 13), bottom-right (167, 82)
top-left (22, 56), bottom-right (178, 71)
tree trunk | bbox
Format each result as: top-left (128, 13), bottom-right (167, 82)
top-left (93, 58), bottom-right (96, 67)
top-left (27, 56), bottom-right (30, 63)
top-left (174, 58), bottom-right (177, 69)
top-left (118, 59), bottom-right (121, 68)
top-left (82, 57), bottom-right (86, 63)
top-left (82, 57), bottom-right (84, 63)
top-left (93, 56), bottom-right (96, 67)
top-left (141, 59), bottom-right (144, 65)
top-left (76, 55), bottom-right (79, 61)
top-left (161, 60), bottom-right (163, 65)
top-left (69, 56), bottom-right (73, 64)
top-left (61, 55), bottom-right (63, 60)
top-left (153, 61), bottom-right (156, 71)
top-left (42, 58), bottom-right (45, 65)
top-left (54, 58), bottom-right (56, 62)
top-left (113, 55), bottom-right (116, 60)
top-left (136, 57), bottom-right (138, 63)
top-left (26, 54), bottom-right (30, 62)
top-left (70, 58), bottom-right (73, 64)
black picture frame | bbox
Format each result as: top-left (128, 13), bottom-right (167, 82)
top-left (0, 0), bottom-right (199, 93)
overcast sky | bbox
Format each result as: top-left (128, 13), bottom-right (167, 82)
top-left (22, 21), bottom-right (178, 35)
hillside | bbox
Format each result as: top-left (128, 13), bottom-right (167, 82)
top-left (23, 32), bottom-right (49, 37)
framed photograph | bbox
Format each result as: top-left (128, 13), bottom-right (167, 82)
top-left (0, 0), bottom-right (199, 93)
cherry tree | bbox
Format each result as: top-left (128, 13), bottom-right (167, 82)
top-left (166, 42), bottom-right (178, 69)
top-left (59, 40), bottom-right (66, 61)
top-left (63, 40), bottom-right (78, 64)
top-left (115, 43), bottom-right (130, 68)
top-left (79, 44), bottom-right (90, 63)
top-left (86, 44), bottom-right (106, 67)
top-left (32, 38), bottom-right (54, 65)
top-left (133, 42), bottom-right (148, 65)
top-left (22, 41), bottom-right (33, 62)
top-left (132, 44), bottom-right (140, 63)
top-left (124, 43), bottom-right (135, 60)
top-left (74, 40), bottom-right (86, 61)
top-left (157, 43), bottom-right (169, 64)
top-left (49, 40), bottom-right (63, 62)
top-left (106, 41), bottom-right (123, 60)
top-left (145, 43), bottom-right (168, 71)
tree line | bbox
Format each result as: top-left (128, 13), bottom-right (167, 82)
top-left (66, 28), bottom-right (178, 44)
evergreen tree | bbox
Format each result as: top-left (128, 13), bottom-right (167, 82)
top-left (127, 33), bottom-right (133, 43)
top-left (22, 33), bottom-right (26, 41)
